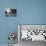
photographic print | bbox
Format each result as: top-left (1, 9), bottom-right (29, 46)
top-left (5, 8), bottom-right (16, 16)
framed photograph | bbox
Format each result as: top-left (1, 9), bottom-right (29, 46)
top-left (5, 8), bottom-right (16, 16)
top-left (18, 24), bottom-right (46, 42)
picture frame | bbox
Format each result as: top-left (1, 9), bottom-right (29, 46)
top-left (5, 8), bottom-right (16, 17)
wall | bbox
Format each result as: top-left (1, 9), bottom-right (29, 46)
top-left (0, 0), bottom-right (46, 44)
